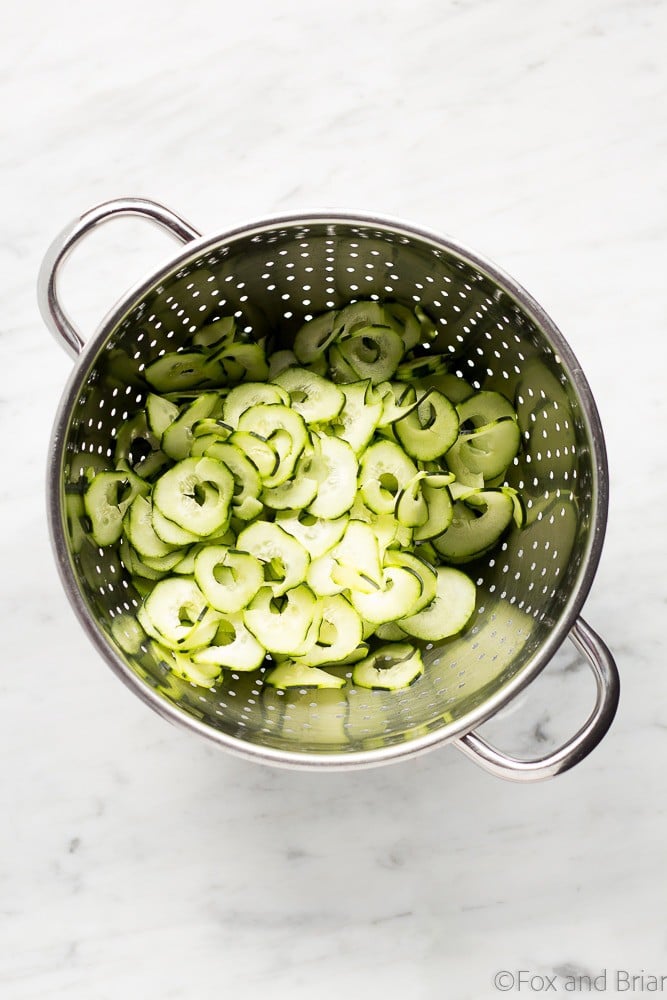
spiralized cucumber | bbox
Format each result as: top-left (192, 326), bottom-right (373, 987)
top-left (81, 299), bottom-right (526, 692)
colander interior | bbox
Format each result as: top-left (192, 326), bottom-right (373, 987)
top-left (54, 217), bottom-right (604, 759)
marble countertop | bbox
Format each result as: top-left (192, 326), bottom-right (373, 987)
top-left (2, 1), bottom-right (666, 997)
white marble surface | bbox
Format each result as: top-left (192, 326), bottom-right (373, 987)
top-left (2, 0), bottom-right (666, 997)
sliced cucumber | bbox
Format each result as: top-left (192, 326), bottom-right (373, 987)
top-left (137, 577), bottom-right (220, 651)
top-left (268, 349), bottom-right (298, 379)
top-left (261, 440), bottom-right (319, 511)
top-left (153, 642), bottom-right (222, 688)
top-left (370, 511), bottom-right (413, 555)
top-left (399, 565), bottom-right (476, 640)
top-left (151, 505), bottom-right (199, 546)
top-left (334, 301), bottom-right (397, 339)
top-left (352, 643), bottom-right (423, 690)
top-left (359, 440), bottom-right (418, 515)
top-left (417, 372), bottom-right (475, 404)
top-left (161, 392), bottom-right (221, 461)
top-left (201, 442), bottom-right (262, 514)
top-left (236, 521), bottom-right (309, 596)
top-left (394, 472), bottom-right (428, 528)
top-left (385, 302), bottom-right (421, 351)
top-left (457, 389), bottom-right (517, 426)
top-left (394, 389), bottom-right (459, 461)
top-left (395, 353), bottom-right (449, 381)
top-left (374, 621), bottom-right (408, 642)
top-left (330, 520), bottom-right (383, 592)
top-left (222, 381), bottom-right (289, 427)
top-left (337, 326), bottom-right (404, 383)
top-left (306, 553), bottom-right (346, 597)
top-left (192, 614), bottom-right (266, 671)
top-left (152, 456), bottom-right (234, 537)
top-left (349, 563), bottom-right (423, 624)
top-left (213, 342), bottom-right (269, 383)
top-left (229, 430), bottom-right (281, 481)
top-left (332, 380), bottom-right (383, 454)
top-left (306, 433), bottom-right (358, 520)
top-left (110, 613), bottom-right (147, 655)
top-left (145, 393), bottom-right (179, 438)
top-left (328, 343), bottom-right (359, 383)
top-left (113, 412), bottom-right (162, 477)
top-left (293, 311), bottom-right (338, 364)
top-left (275, 510), bottom-right (348, 558)
top-left (412, 482), bottom-right (454, 541)
top-left (119, 535), bottom-right (167, 581)
top-left (446, 416), bottom-right (521, 483)
top-left (263, 660), bottom-right (345, 689)
top-left (432, 488), bottom-right (515, 563)
top-left (194, 545), bottom-right (264, 613)
top-left (144, 350), bottom-right (218, 392)
top-left (273, 366), bottom-right (345, 423)
top-left (375, 381), bottom-right (417, 427)
top-left (384, 549), bottom-right (437, 613)
top-left (126, 495), bottom-right (176, 559)
top-left (237, 404), bottom-right (308, 487)
top-left (84, 470), bottom-right (148, 546)
top-left (244, 584), bottom-right (320, 655)
top-left (192, 314), bottom-right (236, 349)
top-left (294, 594), bottom-right (363, 667)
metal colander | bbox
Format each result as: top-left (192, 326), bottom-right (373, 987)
top-left (39, 198), bottom-right (619, 781)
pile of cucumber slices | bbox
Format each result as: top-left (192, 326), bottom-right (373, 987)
top-left (83, 301), bottom-right (524, 691)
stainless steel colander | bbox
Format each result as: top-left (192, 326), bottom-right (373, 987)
top-left (39, 198), bottom-right (619, 781)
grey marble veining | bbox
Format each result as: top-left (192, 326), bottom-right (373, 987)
top-left (2, 0), bottom-right (666, 997)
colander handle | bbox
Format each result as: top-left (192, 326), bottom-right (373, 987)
top-left (38, 197), bottom-right (202, 358)
top-left (454, 617), bottom-right (619, 781)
